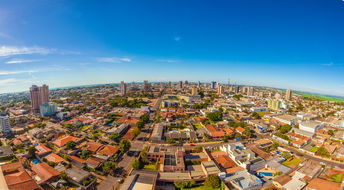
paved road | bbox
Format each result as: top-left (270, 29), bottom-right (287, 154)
top-left (152, 96), bottom-right (163, 111)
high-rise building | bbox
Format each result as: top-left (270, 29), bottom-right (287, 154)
top-left (30, 84), bottom-right (49, 113)
top-left (0, 113), bottom-right (11, 136)
top-left (211, 81), bottom-right (217, 89)
top-left (217, 85), bottom-right (224, 95)
top-left (258, 91), bottom-right (264, 97)
top-left (179, 81), bottom-right (183, 89)
top-left (144, 80), bottom-right (150, 92)
top-left (247, 87), bottom-right (254, 96)
top-left (184, 80), bottom-right (189, 85)
top-left (191, 87), bottom-right (198, 96)
top-left (120, 81), bottom-right (127, 96)
top-left (234, 86), bottom-right (240, 94)
top-left (267, 99), bottom-right (281, 110)
top-left (285, 89), bottom-right (292, 100)
top-left (40, 103), bottom-right (57, 116)
top-left (198, 81), bottom-right (201, 88)
top-left (160, 82), bottom-right (165, 90)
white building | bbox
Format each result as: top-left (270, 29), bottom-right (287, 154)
top-left (0, 114), bottom-right (12, 135)
top-left (299, 121), bottom-right (323, 134)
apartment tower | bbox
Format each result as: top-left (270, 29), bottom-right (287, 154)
top-left (30, 84), bottom-right (49, 113)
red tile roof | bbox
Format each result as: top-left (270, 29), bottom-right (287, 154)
top-left (223, 128), bottom-right (234, 136)
top-left (250, 146), bottom-right (272, 160)
top-left (35, 144), bottom-right (52, 156)
top-left (70, 155), bottom-right (86, 163)
top-left (52, 135), bottom-right (82, 147)
top-left (83, 141), bottom-right (104, 152)
top-left (236, 127), bottom-right (246, 133)
top-left (215, 155), bottom-right (237, 169)
top-left (0, 162), bottom-right (40, 190)
top-left (307, 178), bottom-right (341, 190)
top-left (205, 125), bottom-right (225, 138)
top-left (97, 145), bottom-right (119, 157)
top-left (31, 162), bottom-right (60, 184)
top-left (44, 153), bottom-right (66, 163)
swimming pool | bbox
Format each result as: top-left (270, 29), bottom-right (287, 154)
top-left (259, 172), bottom-right (273, 177)
top-left (32, 159), bottom-right (40, 164)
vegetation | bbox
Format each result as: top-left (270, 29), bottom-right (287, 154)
top-left (277, 124), bottom-right (292, 134)
top-left (132, 159), bottom-right (144, 169)
top-left (119, 139), bottom-right (131, 153)
top-left (204, 175), bottom-right (221, 188)
top-left (299, 93), bottom-right (344, 103)
top-left (102, 161), bottom-right (117, 175)
top-left (27, 146), bottom-right (36, 157)
top-left (282, 157), bottom-right (302, 166)
top-left (109, 133), bottom-right (120, 141)
top-left (66, 141), bottom-right (77, 150)
top-left (81, 150), bottom-right (92, 159)
top-left (274, 133), bottom-right (290, 141)
top-left (309, 146), bottom-right (319, 153)
top-left (206, 111), bottom-right (223, 122)
top-left (109, 97), bottom-right (147, 108)
top-left (315, 146), bottom-right (330, 158)
top-left (185, 159), bottom-right (201, 165)
top-left (232, 94), bottom-right (242, 100)
top-left (329, 173), bottom-right (344, 183)
top-left (174, 180), bottom-right (196, 189)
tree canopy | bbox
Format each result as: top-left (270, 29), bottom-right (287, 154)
top-left (204, 175), bottom-right (221, 188)
top-left (207, 111), bottom-right (223, 122)
top-left (119, 139), bottom-right (131, 153)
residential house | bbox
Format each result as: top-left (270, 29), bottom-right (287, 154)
top-left (31, 162), bottom-right (60, 185)
top-left (0, 162), bottom-right (40, 190)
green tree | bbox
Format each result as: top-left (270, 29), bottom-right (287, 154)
top-left (204, 175), bottom-right (221, 188)
top-left (81, 150), bottom-right (92, 159)
top-left (140, 114), bottom-right (150, 124)
top-left (119, 139), bottom-right (131, 153)
top-left (140, 148), bottom-right (149, 163)
top-left (223, 135), bottom-right (229, 142)
top-left (315, 146), bottom-right (330, 158)
top-left (207, 111), bottom-right (223, 122)
top-left (102, 161), bottom-right (117, 174)
top-left (328, 130), bottom-right (334, 136)
top-left (174, 180), bottom-right (196, 189)
top-left (109, 133), bottom-right (120, 141)
top-left (27, 146), bottom-right (36, 157)
top-left (133, 128), bottom-right (141, 138)
top-left (132, 159), bottom-right (143, 169)
top-left (136, 121), bottom-right (144, 130)
top-left (66, 141), bottom-right (77, 150)
top-left (279, 125), bottom-right (292, 134)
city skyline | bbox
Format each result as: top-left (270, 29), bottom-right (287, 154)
top-left (1, 0), bottom-right (344, 96)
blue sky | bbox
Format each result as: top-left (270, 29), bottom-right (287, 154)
top-left (0, 0), bottom-right (344, 96)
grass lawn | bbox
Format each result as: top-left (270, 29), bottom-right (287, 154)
top-left (193, 123), bottom-right (204, 129)
top-left (309, 146), bottom-right (319, 153)
top-left (257, 112), bottom-right (269, 117)
top-left (282, 157), bottom-right (303, 167)
top-left (183, 186), bottom-right (220, 190)
top-left (143, 164), bottom-right (157, 171)
top-left (81, 125), bottom-right (90, 131)
top-left (330, 173), bottom-right (344, 183)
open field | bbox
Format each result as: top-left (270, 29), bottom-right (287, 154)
top-left (309, 146), bottom-right (319, 153)
top-left (295, 92), bottom-right (344, 102)
top-left (282, 157), bottom-right (303, 168)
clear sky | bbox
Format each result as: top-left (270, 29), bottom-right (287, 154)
top-left (0, 0), bottom-right (344, 96)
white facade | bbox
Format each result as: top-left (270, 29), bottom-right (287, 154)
top-left (0, 114), bottom-right (12, 135)
top-left (299, 121), bottom-right (323, 134)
